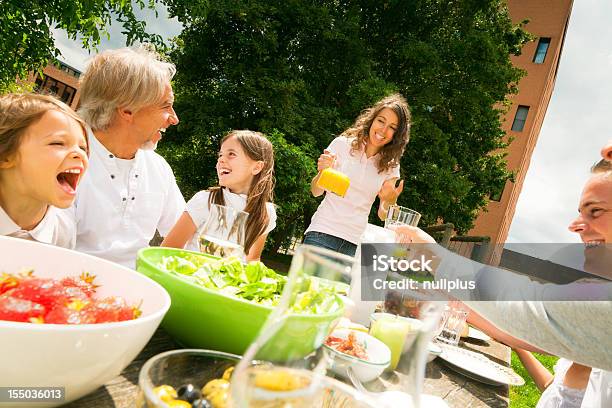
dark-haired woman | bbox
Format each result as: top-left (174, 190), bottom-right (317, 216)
top-left (304, 94), bottom-right (411, 256)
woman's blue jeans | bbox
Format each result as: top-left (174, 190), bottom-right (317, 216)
top-left (303, 231), bottom-right (357, 257)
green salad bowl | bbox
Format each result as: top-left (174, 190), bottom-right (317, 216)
top-left (136, 247), bottom-right (344, 360)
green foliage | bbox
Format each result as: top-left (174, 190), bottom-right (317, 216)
top-left (0, 80), bottom-right (35, 94)
top-left (510, 351), bottom-right (558, 408)
top-left (161, 0), bottom-right (532, 247)
top-left (0, 0), bottom-right (164, 89)
top-left (265, 130), bottom-right (317, 251)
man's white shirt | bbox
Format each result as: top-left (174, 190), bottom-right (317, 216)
top-left (63, 129), bottom-right (185, 268)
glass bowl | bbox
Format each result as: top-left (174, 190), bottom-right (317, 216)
top-left (137, 349), bottom-right (379, 408)
top-left (137, 349), bottom-right (240, 407)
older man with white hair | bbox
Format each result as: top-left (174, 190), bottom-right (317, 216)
top-left (67, 46), bottom-right (185, 268)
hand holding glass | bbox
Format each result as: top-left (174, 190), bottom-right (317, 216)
top-left (385, 205), bottom-right (421, 229)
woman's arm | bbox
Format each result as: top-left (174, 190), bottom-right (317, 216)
top-left (467, 308), bottom-right (549, 354)
top-left (513, 348), bottom-right (554, 392)
top-left (311, 172), bottom-right (325, 197)
top-left (376, 178), bottom-right (404, 221)
top-left (377, 200), bottom-right (392, 221)
top-left (246, 234), bottom-right (268, 262)
top-left (160, 212), bottom-right (197, 249)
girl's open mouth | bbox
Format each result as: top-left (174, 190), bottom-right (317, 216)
top-left (57, 168), bottom-right (81, 195)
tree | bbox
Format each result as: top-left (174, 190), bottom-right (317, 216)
top-left (265, 130), bottom-right (317, 252)
top-left (160, 0), bottom-right (531, 248)
top-left (0, 0), bottom-right (163, 89)
top-left (0, 80), bottom-right (34, 94)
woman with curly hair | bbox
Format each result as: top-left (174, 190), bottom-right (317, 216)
top-left (304, 93), bottom-right (411, 256)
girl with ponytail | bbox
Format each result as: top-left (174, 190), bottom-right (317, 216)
top-left (162, 130), bottom-right (276, 261)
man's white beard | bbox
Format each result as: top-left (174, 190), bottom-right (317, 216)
top-left (141, 140), bottom-right (158, 151)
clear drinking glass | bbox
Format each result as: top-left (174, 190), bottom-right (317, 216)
top-left (393, 298), bottom-right (445, 407)
top-left (198, 203), bottom-right (248, 260)
top-left (436, 301), bottom-right (469, 346)
top-left (350, 289), bottom-right (446, 408)
top-left (385, 205), bottom-right (421, 229)
top-left (230, 244), bottom-right (355, 408)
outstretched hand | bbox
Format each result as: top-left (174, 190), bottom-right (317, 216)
top-left (392, 225), bottom-right (436, 244)
top-left (378, 178), bottom-right (404, 203)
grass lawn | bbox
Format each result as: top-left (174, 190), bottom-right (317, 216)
top-left (510, 351), bottom-right (558, 408)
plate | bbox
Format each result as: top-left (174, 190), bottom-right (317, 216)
top-left (437, 344), bottom-right (525, 386)
top-left (427, 342), bottom-right (443, 362)
top-left (464, 326), bottom-right (491, 342)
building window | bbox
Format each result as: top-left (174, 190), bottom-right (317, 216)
top-left (511, 105), bottom-right (529, 132)
top-left (489, 182), bottom-right (505, 202)
top-left (533, 37), bottom-right (551, 64)
top-left (34, 76), bottom-right (43, 90)
top-left (60, 86), bottom-right (76, 105)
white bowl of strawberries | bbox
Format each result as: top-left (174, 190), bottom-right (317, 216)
top-left (0, 236), bottom-right (171, 407)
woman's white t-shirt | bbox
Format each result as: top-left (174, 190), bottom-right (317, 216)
top-left (305, 136), bottom-right (401, 244)
top-left (184, 188), bottom-right (277, 252)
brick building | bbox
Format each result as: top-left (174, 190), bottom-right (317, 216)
top-left (467, 0), bottom-right (574, 263)
top-left (28, 60), bottom-right (81, 109)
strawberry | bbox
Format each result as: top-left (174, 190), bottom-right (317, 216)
top-left (60, 272), bottom-right (99, 298)
top-left (8, 278), bottom-right (90, 310)
top-left (45, 300), bottom-right (96, 324)
top-left (8, 278), bottom-right (70, 310)
top-left (0, 270), bottom-right (33, 295)
top-left (7, 278), bottom-right (60, 309)
top-left (84, 297), bottom-right (141, 323)
top-left (1, 272), bottom-right (140, 324)
top-left (0, 295), bottom-right (45, 322)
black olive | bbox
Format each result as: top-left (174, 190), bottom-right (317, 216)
top-left (177, 383), bottom-right (201, 403)
top-left (191, 398), bottom-right (212, 408)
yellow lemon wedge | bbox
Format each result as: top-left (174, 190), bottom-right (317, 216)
top-left (335, 317), bottom-right (369, 333)
top-left (460, 321), bottom-right (470, 338)
top-left (253, 369), bottom-right (310, 392)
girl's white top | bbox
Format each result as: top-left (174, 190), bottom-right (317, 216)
top-left (0, 205), bottom-right (75, 249)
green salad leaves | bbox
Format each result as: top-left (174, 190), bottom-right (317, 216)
top-left (158, 254), bottom-right (344, 314)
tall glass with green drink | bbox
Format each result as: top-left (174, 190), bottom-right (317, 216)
top-left (369, 313), bottom-right (417, 370)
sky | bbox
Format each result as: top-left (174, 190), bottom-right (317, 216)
top-left (505, 0), bottom-right (612, 257)
top-left (52, 1), bottom-right (612, 257)
top-left (52, 4), bottom-right (182, 72)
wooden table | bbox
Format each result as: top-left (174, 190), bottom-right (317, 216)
top-left (65, 329), bottom-right (510, 408)
top-left (424, 338), bottom-right (510, 407)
